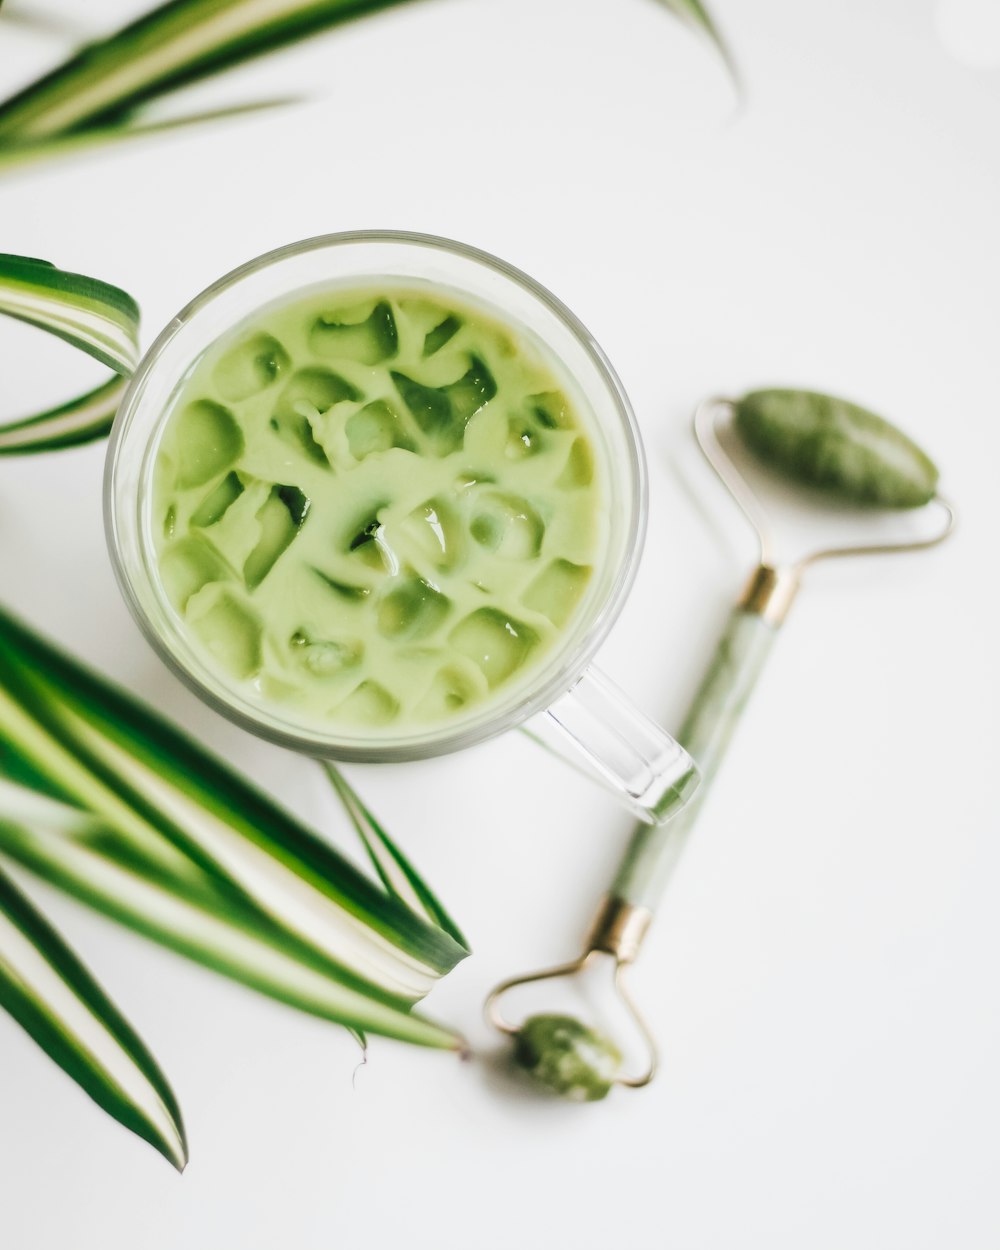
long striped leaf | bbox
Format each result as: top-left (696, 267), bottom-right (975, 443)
top-left (0, 377), bottom-right (124, 456)
top-left (0, 253), bottom-right (139, 375)
top-left (0, 0), bottom-right (737, 169)
top-left (0, 254), bottom-right (140, 453)
top-left (0, 604), bottom-right (468, 1045)
top-left (0, 784), bottom-right (461, 1049)
top-left (325, 764), bottom-right (467, 948)
top-left (0, 0), bottom-right (416, 142)
top-left (0, 608), bottom-right (466, 986)
top-left (0, 863), bottom-right (188, 1169)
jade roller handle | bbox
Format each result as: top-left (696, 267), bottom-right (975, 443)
top-left (585, 565), bottom-right (799, 956)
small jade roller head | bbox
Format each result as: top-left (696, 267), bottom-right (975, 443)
top-left (512, 1014), bottom-right (623, 1102)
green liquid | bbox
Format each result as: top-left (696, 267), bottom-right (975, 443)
top-left (151, 285), bottom-right (606, 735)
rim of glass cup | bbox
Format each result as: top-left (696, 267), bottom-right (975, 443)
top-left (104, 229), bottom-right (649, 762)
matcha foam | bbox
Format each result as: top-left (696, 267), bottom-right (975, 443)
top-left (151, 285), bottom-right (607, 736)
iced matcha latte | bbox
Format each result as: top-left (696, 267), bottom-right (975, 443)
top-left (150, 285), bottom-right (606, 734)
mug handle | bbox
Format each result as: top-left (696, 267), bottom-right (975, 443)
top-left (523, 665), bottom-right (699, 825)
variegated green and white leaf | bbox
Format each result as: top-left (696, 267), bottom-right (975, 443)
top-left (0, 253), bottom-right (139, 376)
top-left (0, 783), bottom-right (462, 1049)
top-left (325, 764), bottom-right (467, 947)
top-left (0, 3), bottom-right (93, 43)
top-left (0, 0), bottom-right (415, 142)
top-left (0, 0), bottom-right (736, 168)
top-left (0, 377), bottom-right (125, 456)
top-left (0, 605), bottom-right (468, 1046)
top-left (0, 253), bottom-right (140, 453)
top-left (0, 98), bottom-right (298, 178)
top-left (0, 863), bottom-right (188, 1169)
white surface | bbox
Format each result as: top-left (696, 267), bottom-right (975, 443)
top-left (0, 2), bottom-right (997, 1246)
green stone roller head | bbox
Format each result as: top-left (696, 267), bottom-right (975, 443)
top-left (486, 389), bottom-right (955, 1099)
top-left (734, 388), bottom-right (939, 508)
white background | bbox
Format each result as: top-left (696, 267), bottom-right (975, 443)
top-left (1, 1), bottom-right (998, 1246)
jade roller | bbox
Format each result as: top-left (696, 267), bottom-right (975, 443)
top-left (485, 389), bottom-right (956, 1100)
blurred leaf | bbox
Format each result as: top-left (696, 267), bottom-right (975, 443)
top-left (0, 0), bottom-right (417, 145)
top-left (653, 0), bottom-right (738, 88)
top-left (0, 3), bottom-right (94, 44)
top-left (0, 0), bottom-right (739, 169)
top-left (0, 97), bottom-right (299, 177)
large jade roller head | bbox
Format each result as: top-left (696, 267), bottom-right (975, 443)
top-left (697, 389), bottom-right (954, 627)
top-left (733, 388), bottom-right (939, 509)
top-left (486, 388), bottom-right (955, 1101)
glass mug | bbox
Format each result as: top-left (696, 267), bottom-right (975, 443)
top-left (104, 231), bottom-right (698, 823)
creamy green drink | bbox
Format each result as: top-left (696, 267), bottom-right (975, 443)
top-left (151, 285), bottom-right (606, 734)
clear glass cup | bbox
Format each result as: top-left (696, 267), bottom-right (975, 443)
top-left (104, 231), bottom-right (697, 823)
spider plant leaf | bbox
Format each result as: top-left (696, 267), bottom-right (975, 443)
top-left (0, 784), bottom-right (462, 1049)
top-left (324, 763), bottom-right (468, 947)
top-left (0, 0), bottom-right (416, 143)
top-left (653, 0), bottom-right (738, 88)
top-left (0, 3), bottom-right (94, 44)
top-left (0, 376), bottom-right (124, 455)
top-left (0, 604), bottom-right (468, 1047)
top-left (0, 863), bottom-right (188, 1169)
top-left (0, 253), bottom-right (140, 453)
top-left (0, 252), bottom-right (139, 376)
top-left (0, 98), bottom-right (300, 177)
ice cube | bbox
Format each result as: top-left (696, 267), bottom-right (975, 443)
top-left (446, 355), bottom-right (498, 421)
top-left (527, 391), bottom-right (571, 429)
top-left (290, 631), bottom-right (364, 678)
top-left (272, 368), bottom-right (361, 464)
top-left (391, 355), bottom-right (497, 455)
top-left (469, 490), bottom-right (544, 560)
top-left (276, 368), bottom-right (360, 417)
top-left (389, 371), bottom-right (451, 447)
top-left (423, 314), bottom-right (462, 356)
top-left (345, 400), bottom-right (414, 459)
top-left (309, 300), bottom-right (399, 365)
top-left (243, 485), bottom-right (311, 589)
top-left (212, 333), bottom-right (289, 401)
top-left (190, 590), bottom-right (262, 678)
top-left (505, 415), bottom-right (543, 460)
top-left (377, 575), bottom-right (450, 640)
top-left (416, 662), bottom-right (486, 719)
top-left (396, 496), bottom-right (463, 571)
top-left (522, 559), bottom-right (592, 627)
top-left (311, 569), bottom-right (372, 603)
top-left (449, 608), bottom-right (539, 688)
top-left (341, 502), bottom-right (399, 574)
top-left (338, 680), bottom-right (400, 725)
top-left (174, 399), bottom-right (244, 488)
top-left (159, 536), bottom-right (233, 610)
top-left (504, 390), bottom-right (572, 459)
top-left (558, 437), bottom-right (595, 488)
top-left (191, 471), bottom-right (244, 528)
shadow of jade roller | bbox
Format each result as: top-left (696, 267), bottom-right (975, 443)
top-left (485, 388), bottom-right (956, 1101)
